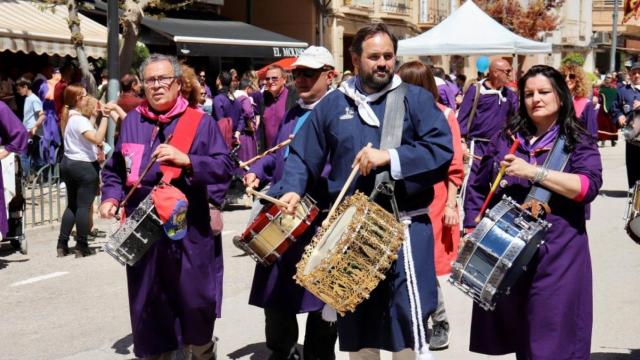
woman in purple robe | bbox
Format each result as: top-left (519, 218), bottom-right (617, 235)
top-left (0, 101), bottom-right (28, 240)
top-left (233, 79), bottom-right (258, 166)
top-left (464, 65), bottom-right (602, 359)
top-left (99, 55), bottom-right (233, 359)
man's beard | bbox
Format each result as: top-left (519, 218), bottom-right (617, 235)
top-left (361, 67), bottom-right (392, 92)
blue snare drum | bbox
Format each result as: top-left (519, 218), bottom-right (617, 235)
top-left (450, 196), bottom-right (551, 310)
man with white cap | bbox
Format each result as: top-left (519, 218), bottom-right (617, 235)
top-left (244, 45), bottom-right (338, 360)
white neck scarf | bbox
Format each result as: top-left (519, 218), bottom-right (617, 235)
top-left (233, 89), bottom-right (253, 104)
top-left (434, 77), bottom-right (446, 86)
top-left (479, 78), bottom-right (506, 105)
top-left (297, 89), bottom-right (334, 110)
top-left (338, 75), bottom-right (403, 127)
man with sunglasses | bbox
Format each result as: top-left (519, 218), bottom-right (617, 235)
top-left (262, 65), bottom-right (298, 150)
top-left (99, 54), bottom-right (233, 360)
top-left (613, 62), bottom-right (640, 188)
top-left (244, 46), bottom-right (338, 360)
top-left (458, 58), bottom-right (518, 205)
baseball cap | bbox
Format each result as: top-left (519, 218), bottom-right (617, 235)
top-left (631, 62), bottom-right (640, 72)
top-left (292, 46), bottom-right (335, 69)
top-left (152, 184), bottom-right (189, 241)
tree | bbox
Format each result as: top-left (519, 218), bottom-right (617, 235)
top-left (476, 0), bottom-right (565, 40)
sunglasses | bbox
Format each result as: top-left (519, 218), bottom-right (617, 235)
top-left (292, 68), bottom-right (322, 79)
top-left (566, 74), bottom-right (577, 80)
top-left (498, 68), bottom-right (512, 75)
top-left (265, 76), bottom-right (281, 83)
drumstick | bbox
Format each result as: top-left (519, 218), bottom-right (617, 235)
top-left (239, 135), bottom-right (294, 168)
top-left (597, 130), bottom-right (621, 136)
top-left (115, 134), bottom-right (173, 220)
top-left (246, 187), bottom-right (289, 208)
top-left (474, 139), bottom-right (520, 224)
top-left (323, 143), bottom-right (373, 227)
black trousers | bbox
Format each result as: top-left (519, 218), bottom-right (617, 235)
top-left (627, 142), bottom-right (640, 189)
top-left (57, 157), bottom-right (100, 248)
top-left (264, 308), bottom-right (337, 360)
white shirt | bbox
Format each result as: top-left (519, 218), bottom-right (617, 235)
top-left (64, 110), bottom-right (97, 162)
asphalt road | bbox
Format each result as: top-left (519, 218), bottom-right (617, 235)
top-left (0, 142), bottom-right (639, 360)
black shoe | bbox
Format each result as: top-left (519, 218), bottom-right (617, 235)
top-left (74, 246), bottom-right (95, 258)
top-left (429, 321), bottom-right (450, 350)
top-left (57, 247), bottom-right (69, 257)
top-left (612, 140), bottom-right (617, 147)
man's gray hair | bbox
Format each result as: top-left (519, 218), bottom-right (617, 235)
top-left (138, 53), bottom-right (182, 80)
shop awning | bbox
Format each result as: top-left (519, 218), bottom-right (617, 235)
top-left (141, 17), bottom-right (308, 58)
top-left (0, 0), bottom-right (107, 58)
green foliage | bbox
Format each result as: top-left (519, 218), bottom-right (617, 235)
top-left (561, 53), bottom-right (585, 66)
top-left (131, 42), bottom-right (150, 73)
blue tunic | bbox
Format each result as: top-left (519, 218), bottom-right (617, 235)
top-left (101, 108), bottom-right (233, 358)
top-left (270, 80), bottom-right (453, 352)
top-left (463, 132), bottom-right (602, 359)
top-left (612, 84), bottom-right (640, 187)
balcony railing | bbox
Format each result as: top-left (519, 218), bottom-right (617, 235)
top-left (381, 0), bottom-right (412, 15)
top-left (593, 0), bottom-right (617, 8)
top-left (344, 0), bottom-right (374, 7)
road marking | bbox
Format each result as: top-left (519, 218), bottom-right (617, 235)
top-left (10, 271), bottom-right (69, 287)
top-left (222, 230), bottom-right (235, 236)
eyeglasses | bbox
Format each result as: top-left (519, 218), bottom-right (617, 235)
top-left (292, 68), bottom-right (324, 79)
top-left (497, 68), bottom-right (512, 75)
top-left (265, 76), bottom-right (281, 83)
top-left (566, 74), bottom-right (577, 80)
top-left (143, 76), bottom-right (176, 88)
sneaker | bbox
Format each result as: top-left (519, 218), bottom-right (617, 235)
top-left (429, 321), bottom-right (450, 350)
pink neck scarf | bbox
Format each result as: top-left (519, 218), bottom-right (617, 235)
top-left (137, 96), bottom-right (189, 124)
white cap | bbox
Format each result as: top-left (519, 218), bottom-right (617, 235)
top-left (292, 46), bottom-right (335, 69)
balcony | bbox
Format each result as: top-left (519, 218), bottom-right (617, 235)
top-left (380, 0), bottom-right (412, 15)
top-left (592, 0), bottom-right (640, 33)
top-left (344, 0), bottom-right (374, 7)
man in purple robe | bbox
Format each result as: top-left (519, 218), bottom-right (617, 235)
top-left (261, 65), bottom-right (298, 149)
top-left (243, 46), bottom-right (338, 360)
top-left (99, 54), bottom-right (233, 359)
top-left (0, 100), bottom-right (28, 241)
top-left (433, 67), bottom-right (458, 110)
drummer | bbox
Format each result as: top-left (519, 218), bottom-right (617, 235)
top-left (0, 100), bottom-right (28, 241)
top-left (463, 65), bottom-right (602, 359)
top-left (99, 54), bottom-right (233, 359)
top-left (243, 45), bottom-right (338, 360)
top-left (274, 24), bottom-right (453, 359)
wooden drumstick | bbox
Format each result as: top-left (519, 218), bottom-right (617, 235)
top-left (246, 187), bottom-right (289, 208)
top-left (323, 143), bottom-right (373, 227)
top-left (474, 139), bottom-right (520, 224)
top-left (239, 135), bottom-right (294, 168)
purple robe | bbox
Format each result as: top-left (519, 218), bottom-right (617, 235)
top-left (463, 132), bottom-right (602, 359)
top-left (0, 101), bottom-right (28, 237)
top-left (576, 98), bottom-right (598, 140)
top-left (101, 108), bottom-right (233, 358)
top-left (212, 91), bottom-right (241, 129)
top-left (37, 82), bottom-right (61, 165)
top-left (436, 79), bottom-right (458, 110)
top-left (235, 94), bottom-right (258, 164)
top-left (248, 105), bottom-right (325, 313)
top-left (270, 81), bottom-right (453, 352)
top-left (262, 87), bottom-right (289, 149)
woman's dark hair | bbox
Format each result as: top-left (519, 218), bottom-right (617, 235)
top-left (120, 74), bottom-right (139, 92)
top-left (349, 23), bottom-right (398, 56)
top-left (397, 61), bottom-right (439, 102)
top-left (218, 71), bottom-right (232, 88)
top-left (507, 64), bottom-right (585, 152)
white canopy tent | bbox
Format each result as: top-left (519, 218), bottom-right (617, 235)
top-left (397, 0), bottom-right (551, 56)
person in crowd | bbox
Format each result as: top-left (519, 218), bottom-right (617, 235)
top-left (0, 100), bottom-right (28, 242)
top-left (275, 23), bottom-right (453, 359)
top-left (99, 54), bottom-right (233, 359)
top-left (180, 64), bottom-right (204, 107)
top-left (117, 74), bottom-right (144, 114)
top-left (38, 68), bottom-right (62, 165)
top-left (233, 79), bottom-right (258, 165)
top-left (243, 45), bottom-right (339, 360)
top-left (243, 70), bottom-right (264, 140)
top-left (458, 58), bottom-right (518, 203)
top-left (560, 63), bottom-right (598, 139)
top-left (15, 77), bottom-right (44, 180)
top-left (198, 68), bottom-right (213, 99)
top-left (262, 65), bottom-right (298, 149)
top-left (432, 67), bottom-right (458, 110)
top-left (455, 74), bottom-right (467, 107)
top-left (464, 65), bottom-right (601, 360)
top-left (213, 71), bottom-right (241, 147)
top-left (612, 62), bottom-right (640, 188)
top-left (230, 68), bottom-right (240, 93)
top-left (397, 61), bottom-right (464, 352)
top-left (597, 74), bottom-right (618, 147)
top-left (56, 86), bottom-right (109, 257)
top-left (32, 63), bottom-right (54, 94)
top-left (54, 63), bottom-right (76, 120)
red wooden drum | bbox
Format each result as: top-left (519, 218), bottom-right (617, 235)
top-left (238, 195), bottom-right (319, 266)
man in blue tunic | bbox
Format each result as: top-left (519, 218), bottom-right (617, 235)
top-left (244, 45), bottom-right (338, 360)
top-left (612, 62), bottom-right (640, 188)
top-left (274, 24), bottom-right (453, 359)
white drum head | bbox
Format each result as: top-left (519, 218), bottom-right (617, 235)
top-left (629, 216), bottom-right (640, 238)
top-left (304, 205), bottom-right (357, 275)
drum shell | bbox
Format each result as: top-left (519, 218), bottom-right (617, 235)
top-left (625, 180), bottom-right (640, 245)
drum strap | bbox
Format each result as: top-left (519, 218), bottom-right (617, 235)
top-left (525, 134), bottom-right (570, 206)
top-left (371, 83), bottom-right (408, 218)
top-left (160, 107), bottom-right (204, 183)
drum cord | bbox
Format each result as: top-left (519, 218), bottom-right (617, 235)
top-left (401, 219), bottom-right (434, 360)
